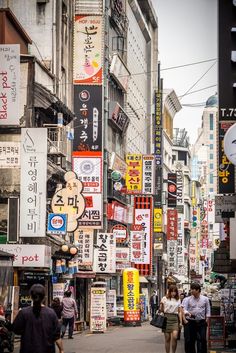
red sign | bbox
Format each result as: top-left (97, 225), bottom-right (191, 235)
top-left (107, 201), bottom-right (127, 224)
top-left (167, 209), bottom-right (178, 240)
top-left (130, 224), bottom-right (143, 231)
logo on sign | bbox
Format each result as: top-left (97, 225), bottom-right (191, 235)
top-left (47, 214), bottom-right (67, 235)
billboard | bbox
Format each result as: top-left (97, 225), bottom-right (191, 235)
top-left (93, 233), bottom-right (116, 273)
top-left (20, 128), bottom-right (47, 237)
top-left (77, 193), bottom-right (103, 229)
top-left (142, 155), bottom-right (155, 194)
top-left (74, 228), bottom-right (94, 266)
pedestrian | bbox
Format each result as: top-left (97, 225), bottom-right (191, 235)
top-left (182, 282), bottom-right (211, 353)
top-left (12, 284), bottom-right (64, 353)
top-left (177, 292), bottom-right (186, 340)
top-left (61, 290), bottom-right (78, 339)
top-left (150, 290), bottom-right (159, 318)
top-left (51, 297), bottom-right (63, 321)
top-left (160, 284), bottom-right (183, 353)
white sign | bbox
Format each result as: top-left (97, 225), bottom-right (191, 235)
top-left (0, 44), bottom-right (20, 125)
top-left (73, 154), bottom-right (102, 193)
top-left (20, 128), bottom-right (47, 237)
top-left (74, 228), bottom-right (94, 266)
top-left (167, 240), bottom-right (178, 272)
top-left (177, 214), bottom-right (184, 267)
top-left (134, 209), bottom-right (151, 264)
top-left (90, 287), bottom-right (107, 333)
top-left (93, 233), bottom-right (116, 273)
top-left (189, 238), bottom-right (197, 270)
top-left (106, 289), bottom-right (117, 318)
top-left (52, 283), bottom-right (65, 301)
top-left (142, 155), bottom-right (155, 194)
top-left (51, 171), bottom-right (85, 232)
top-left (78, 193), bottom-right (103, 229)
top-left (116, 247), bottom-right (130, 262)
top-left (0, 141), bottom-right (20, 168)
top-left (130, 230), bottom-right (145, 264)
top-left (0, 244), bottom-right (51, 267)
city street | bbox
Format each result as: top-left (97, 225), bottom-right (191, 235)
top-left (13, 322), bottom-right (184, 353)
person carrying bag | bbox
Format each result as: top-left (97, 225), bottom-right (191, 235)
top-left (150, 310), bottom-right (167, 329)
top-left (159, 285), bottom-right (183, 353)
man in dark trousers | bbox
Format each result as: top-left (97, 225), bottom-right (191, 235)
top-left (182, 282), bottom-right (211, 353)
top-left (150, 290), bottom-right (159, 318)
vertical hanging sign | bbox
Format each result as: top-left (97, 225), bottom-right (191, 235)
top-left (20, 128), bottom-right (47, 237)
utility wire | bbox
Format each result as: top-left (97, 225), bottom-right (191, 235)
top-left (179, 61), bottom-right (217, 100)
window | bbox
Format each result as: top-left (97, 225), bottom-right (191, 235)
top-left (210, 114), bottom-right (214, 130)
top-left (209, 174), bottom-right (214, 184)
top-left (210, 188), bottom-right (214, 193)
top-left (210, 153), bottom-right (214, 159)
top-left (210, 144), bottom-right (213, 150)
top-left (210, 163), bottom-right (214, 169)
top-left (210, 134), bottom-right (214, 140)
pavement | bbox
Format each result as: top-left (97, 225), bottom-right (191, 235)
top-left (13, 321), bottom-right (185, 353)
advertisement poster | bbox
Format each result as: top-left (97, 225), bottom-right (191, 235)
top-left (134, 208), bottom-right (151, 264)
top-left (20, 128), bottom-right (47, 237)
top-left (90, 287), bottom-right (107, 333)
top-left (77, 193), bottom-right (103, 229)
top-left (74, 15), bottom-right (103, 85)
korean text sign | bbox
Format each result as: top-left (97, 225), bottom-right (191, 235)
top-left (74, 15), bottom-right (103, 85)
top-left (74, 228), bottom-right (94, 266)
top-left (90, 288), bottom-right (107, 333)
top-left (20, 128), bottom-right (47, 237)
top-left (93, 233), bottom-right (116, 273)
top-left (123, 268), bottom-right (140, 323)
top-left (126, 154), bottom-right (142, 194)
top-left (0, 44), bottom-right (20, 125)
top-left (134, 208), bottom-right (151, 264)
top-left (167, 209), bottom-right (178, 240)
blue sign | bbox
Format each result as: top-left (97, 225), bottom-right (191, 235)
top-left (47, 213), bottom-right (67, 235)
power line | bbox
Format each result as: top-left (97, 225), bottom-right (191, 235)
top-left (179, 61), bottom-right (217, 100)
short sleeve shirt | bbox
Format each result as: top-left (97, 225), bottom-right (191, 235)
top-left (161, 296), bottom-right (180, 314)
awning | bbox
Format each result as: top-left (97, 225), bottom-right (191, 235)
top-left (139, 276), bottom-right (148, 283)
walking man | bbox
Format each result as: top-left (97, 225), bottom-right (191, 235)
top-left (61, 290), bottom-right (78, 339)
top-left (182, 282), bottom-right (211, 353)
top-left (150, 290), bottom-right (159, 318)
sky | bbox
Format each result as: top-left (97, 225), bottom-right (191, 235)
top-left (154, 0), bottom-right (217, 144)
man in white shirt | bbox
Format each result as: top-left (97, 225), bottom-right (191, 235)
top-left (182, 282), bottom-right (211, 353)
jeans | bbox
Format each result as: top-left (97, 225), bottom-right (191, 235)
top-left (61, 317), bottom-right (75, 338)
top-left (184, 320), bottom-right (207, 353)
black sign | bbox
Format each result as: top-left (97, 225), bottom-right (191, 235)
top-left (218, 122), bottom-right (235, 194)
top-left (208, 316), bottom-right (225, 348)
top-left (109, 101), bottom-right (130, 135)
top-left (154, 90), bottom-right (162, 164)
top-left (74, 86), bottom-right (103, 151)
top-left (154, 166), bottom-right (162, 207)
top-left (167, 173), bottom-right (177, 208)
top-left (218, 1), bottom-right (236, 121)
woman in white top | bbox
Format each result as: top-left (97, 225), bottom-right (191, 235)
top-left (160, 285), bottom-right (183, 353)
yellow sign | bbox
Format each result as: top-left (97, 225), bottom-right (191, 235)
top-left (123, 268), bottom-right (140, 323)
top-left (153, 208), bottom-right (162, 232)
top-left (125, 154), bottom-right (142, 194)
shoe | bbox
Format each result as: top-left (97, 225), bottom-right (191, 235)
top-left (68, 336), bottom-right (74, 339)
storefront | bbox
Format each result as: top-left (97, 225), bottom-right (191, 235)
top-left (0, 244), bottom-right (51, 309)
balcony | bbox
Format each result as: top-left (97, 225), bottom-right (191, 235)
top-left (47, 127), bottom-right (67, 157)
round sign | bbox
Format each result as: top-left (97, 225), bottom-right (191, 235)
top-left (168, 184), bottom-right (176, 193)
top-left (223, 123), bottom-right (236, 165)
top-left (111, 170), bottom-right (122, 182)
top-left (113, 182), bottom-right (123, 191)
top-left (50, 215), bottom-right (65, 229)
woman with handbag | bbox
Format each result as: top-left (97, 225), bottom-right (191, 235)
top-left (159, 285), bottom-right (183, 353)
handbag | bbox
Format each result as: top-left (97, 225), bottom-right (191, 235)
top-left (150, 313), bottom-right (167, 329)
